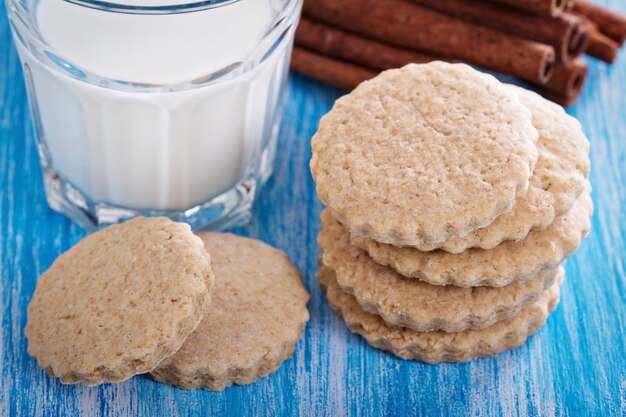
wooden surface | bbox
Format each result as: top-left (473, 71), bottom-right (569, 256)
top-left (1, 2), bottom-right (625, 416)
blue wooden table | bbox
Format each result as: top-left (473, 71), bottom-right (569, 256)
top-left (1, 2), bottom-right (625, 416)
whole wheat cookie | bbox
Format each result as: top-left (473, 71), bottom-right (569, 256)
top-left (151, 233), bottom-right (309, 391)
top-left (25, 217), bottom-right (213, 385)
top-left (428, 85), bottom-right (590, 253)
top-left (318, 210), bottom-right (560, 332)
top-left (351, 186), bottom-right (592, 288)
top-left (310, 61), bottom-right (538, 248)
top-left (319, 265), bottom-right (562, 363)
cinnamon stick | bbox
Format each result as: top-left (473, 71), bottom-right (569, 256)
top-left (295, 18), bottom-right (440, 71)
top-left (409, 0), bottom-right (588, 63)
top-left (487, 0), bottom-right (566, 17)
top-left (573, 1), bottom-right (626, 44)
top-left (290, 45), bottom-right (581, 106)
top-left (290, 47), bottom-right (376, 90)
top-left (532, 87), bottom-right (579, 106)
top-left (302, 0), bottom-right (556, 83)
top-left (533, 59), bottom-right (588, 98)
top-left (586, 24), bottom-right (619, 63)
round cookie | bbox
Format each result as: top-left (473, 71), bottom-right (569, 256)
top-left (310, 61), bottom-right (539, 248)
top-left (151, 233), bottom-right (309, 391)
top-left (318, 211), bottom-right (561, 332)
top-left (25, 217), bottom-right (213, 385)
top-left (319, 265), bottom-right (562, 363)
top-left (350, 186), bottom-right (592, 287)
top-left (428, 85), bottom-right (590, 254)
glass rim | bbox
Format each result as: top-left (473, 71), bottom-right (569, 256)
top-left (6, 0), bottom-right (302, 92)
top-left (63, 0), bottom-right (242, 15)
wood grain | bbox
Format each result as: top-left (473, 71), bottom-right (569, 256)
top-left (0, 1), bottom-right (624, 416)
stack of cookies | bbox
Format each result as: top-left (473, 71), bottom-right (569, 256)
top-left (25, 218), bottom-right (309, 388)
top-left (311, 62), bottom-right (592, 362)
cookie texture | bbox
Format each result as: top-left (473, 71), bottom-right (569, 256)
top-left (318, 211), bottom-right (560, 332)
top-left (25, 217), bottom-right (213, 385)
top-left (431, 85), bottom-right (590, 253)
top-left (319, 265), bottom-right (562, 363)
top-left (151, 233), bottom-right (309, 391)
top-left (351, 186), bottom-right (592, 287)
top-left (310, 61), bottom-right (538, 248)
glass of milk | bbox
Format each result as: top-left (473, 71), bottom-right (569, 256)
top-left (6, 0), bottom-right (301, 230)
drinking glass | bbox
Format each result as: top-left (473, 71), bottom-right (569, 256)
top-left (6, 0), bottom-right (301, 230)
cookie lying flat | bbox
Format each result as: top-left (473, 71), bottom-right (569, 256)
top-left (319, 265), bottom-right (562, 363)
top-left (25, 217), bottom-right (213, 385)
top-left (351, 186), bottom-right (592, 287)
top-left (318, 211), bottom-right (560, 332)
top-left (311, 61), bottom-right (538, 248)
top-left (151, 233), bottom-right (309, 391)
top-left (432, 85), bottom-right (590, 254)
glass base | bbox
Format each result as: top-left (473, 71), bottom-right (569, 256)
top-left (42, 167), bottom-right (263, 232)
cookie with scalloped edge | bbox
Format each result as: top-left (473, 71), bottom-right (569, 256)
top-left (426, 85), bottom-right (590, 253)
top-left (318, 210), bottom-right (561, 332)
top-left (151, 232), bottom-right (309, 391)
top-left (25, 217), bottom-right (213, 385)
top-left (319, 265), bottom-right (562, 363)
top-left (310, 61), bottom-right (538, 248)
top-left (350, 185), bottom-right (592, 288)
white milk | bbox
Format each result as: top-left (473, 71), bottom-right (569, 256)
top-left (14, 0), bottom-right (293, 210)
